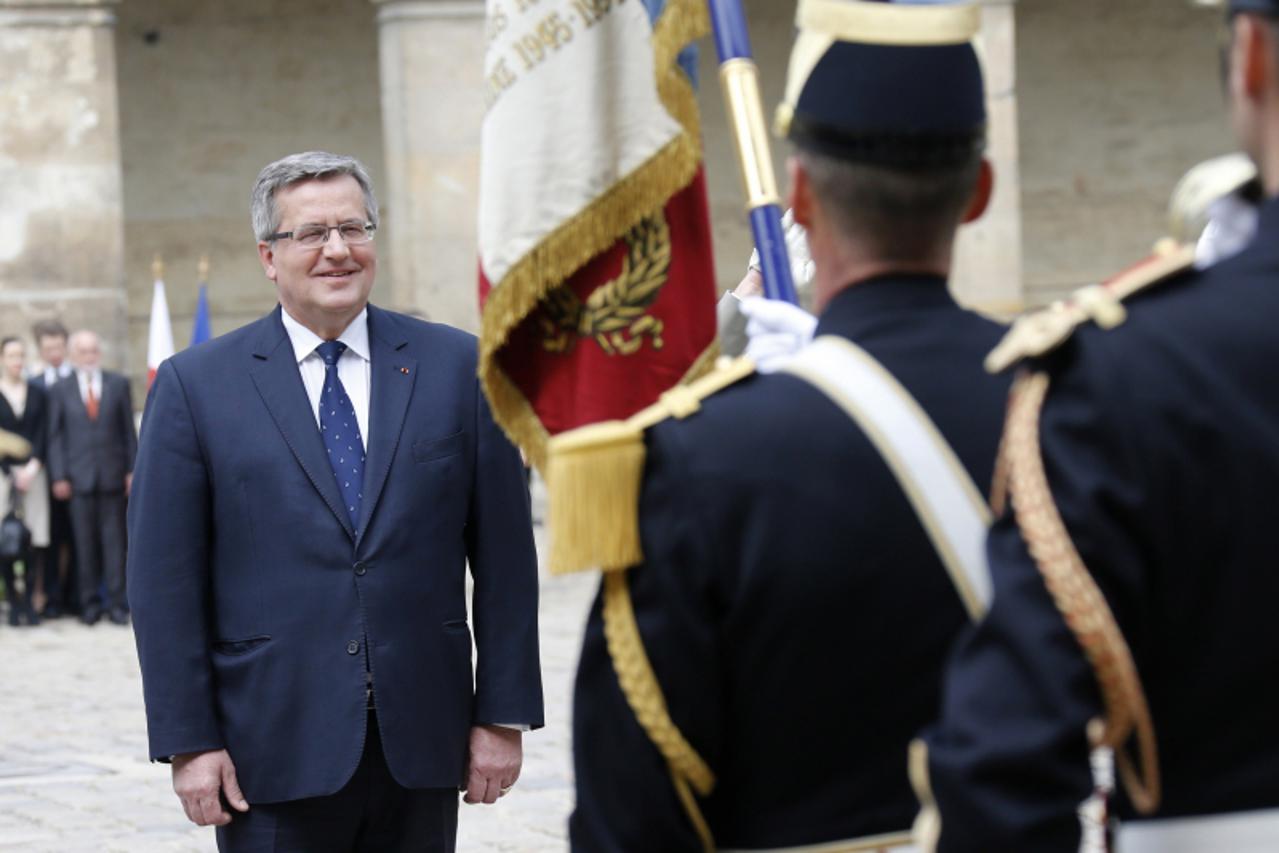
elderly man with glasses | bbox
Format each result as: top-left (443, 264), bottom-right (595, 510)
top-left (127, 151), bottom-right (544, 853)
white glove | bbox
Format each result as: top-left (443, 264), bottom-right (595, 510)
top-left (738, 296), bottom-right (817, 374)
top-left (746, 209), bottom-right (815, 294)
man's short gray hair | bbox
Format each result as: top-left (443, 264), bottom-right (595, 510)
top-left (250, 152), bottom-right (380, 242)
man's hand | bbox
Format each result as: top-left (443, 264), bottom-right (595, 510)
top-left (125, 473), bottom-right (132, 496)
top-left (462, 725), bottom-right (522, 805)
top-left (172, 748), bottom-right (249, 826)
top-left (52, 480), bottom-right (72, 500)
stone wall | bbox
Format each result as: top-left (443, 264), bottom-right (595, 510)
top-left (1017, 0), bottom-right (1232, 306)
top-left (3, 0), bottom-right (1245, 393)
top-left (0, 0), bottom-right (128, 368)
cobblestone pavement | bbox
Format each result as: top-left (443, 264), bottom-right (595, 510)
top-left (0, 506), bottom-right (600, 852)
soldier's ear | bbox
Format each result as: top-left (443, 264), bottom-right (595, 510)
top-left (1231, 13), bottom-right (1270, 101)
top-left (787, 157), bottom-right (814, 229)
top-left (962, 159), bottom-right (994, 225)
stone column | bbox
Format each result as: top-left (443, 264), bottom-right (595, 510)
top-left (952, 0), bottom-right (1023, 317)
top-left (0, 0), bottom-right (128, 369)
top-left (372, 0), bottom-right (487, 333)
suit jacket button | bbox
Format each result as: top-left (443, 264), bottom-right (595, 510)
top-left (354, 561), bottom-right (367, 576)
top-left (346, 640), bottom-right (360, 655)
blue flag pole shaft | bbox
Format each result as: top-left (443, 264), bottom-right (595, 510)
top-left (707, 0), bottom-right (797, 304)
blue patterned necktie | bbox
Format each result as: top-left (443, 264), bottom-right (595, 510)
top-left (316, 341), bottom-right (365, 528)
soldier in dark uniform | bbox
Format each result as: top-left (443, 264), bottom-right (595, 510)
top-left (914, 2), bottom-right (1279, 850)
top-left (568, 1), bottom-right (1012, 849)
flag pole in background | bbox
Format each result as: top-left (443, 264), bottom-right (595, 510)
top-left (708, 0), bottom-right (797, 304)
top-left (190, 254), bottom-right (212, 347)
top-left (145, 254), bottom-right (174, 391)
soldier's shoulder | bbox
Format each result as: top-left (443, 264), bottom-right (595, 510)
top-left (985, 242), bottom-right (1198, 374)
top-left (544, 356), bottom-right (757, 575)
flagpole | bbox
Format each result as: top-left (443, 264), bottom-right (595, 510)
top-left (707, 0), bottom-right (798, 304)
top-left (191, 253), bottom-right (213, 347)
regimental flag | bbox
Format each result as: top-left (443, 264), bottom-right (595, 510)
top-left (146, 270), bottom-right (174, 390)
top-left (477, 0), bottom-right (719, 478)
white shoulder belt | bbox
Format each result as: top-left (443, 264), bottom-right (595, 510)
top-left (1117, 807), bottom-right (1279, 853)
top-left (782, 336), bottom-right (993, 619)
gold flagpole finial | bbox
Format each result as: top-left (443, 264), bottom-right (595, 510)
top-left (198, 254), bottom-right (210, 282)
top-left (152, 253), bottom-right (165, 281)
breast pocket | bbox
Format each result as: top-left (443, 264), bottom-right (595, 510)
top-left (413, 431), bottom-right (465, 464)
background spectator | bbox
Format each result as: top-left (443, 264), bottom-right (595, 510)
top-left (48, 331), bottom-right (136, 626)
top-left (30, 319), bottom-right (77, 617)
top-left (0, 336), bottom-right (50, 626)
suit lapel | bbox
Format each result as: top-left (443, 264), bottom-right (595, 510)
top-left (356, 306), bottom-right (416, 545)
top-left (65, 376), bottom-right (90, 423)
top-left (249, 308), bottom-right (355, 541)
top-left (97, 373), bottom-right (112, 421)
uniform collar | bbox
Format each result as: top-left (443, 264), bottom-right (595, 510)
top-left (814, 272), bottom-right (957, 342)
top-left (280, 306), bottom-right (370, 364)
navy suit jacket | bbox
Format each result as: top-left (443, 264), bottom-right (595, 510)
top-left (127, 304), bottom-right (543, 804)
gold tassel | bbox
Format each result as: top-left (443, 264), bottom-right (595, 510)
top-left (546, 421), bottom-right (647, 575)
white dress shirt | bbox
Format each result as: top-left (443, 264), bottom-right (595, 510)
top-left (280, 307), bottom-right (371, 450)
top-left (76, 368), bottom-right (102, 405)
top-left (42, 362), bottom-right (73, 387)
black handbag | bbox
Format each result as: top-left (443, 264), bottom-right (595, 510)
top-left (0, 477), bottom-right (30, 561)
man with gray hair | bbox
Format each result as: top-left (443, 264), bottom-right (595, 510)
top-left (128, 151), bottom-right (544, 852)
top-left (47, 328), bottom-right (136, 625)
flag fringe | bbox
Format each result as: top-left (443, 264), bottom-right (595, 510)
top-left (478, 0), bottom-right (711, 475)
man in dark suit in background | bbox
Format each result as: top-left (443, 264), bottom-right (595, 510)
top-left (48, 329), bottom-right (136, 626)
top-left (30, 319), bottom-right (77, 617)
top-left (128, 151), bottom-right (543, 852)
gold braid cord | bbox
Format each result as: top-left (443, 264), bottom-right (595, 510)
top-left (1003, 371), bottom-right (1161, 814)
top-left (602, 571), bottom-right (717, 851)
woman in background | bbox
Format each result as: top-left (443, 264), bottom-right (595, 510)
top-left (0, 336), bottom-right (50, 626)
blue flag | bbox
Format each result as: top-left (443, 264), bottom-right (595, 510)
top-left (190, 284), bottom-right (211, 346)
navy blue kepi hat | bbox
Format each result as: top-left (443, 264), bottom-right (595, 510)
top-left (1230, 0), bottom-right (1279, 13)
top-left (776, 0), bottom-right (987, 166)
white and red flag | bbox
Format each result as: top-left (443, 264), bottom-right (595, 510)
top-left (146, 269), bottom-right (174, 390)
top-left (477, 0), bottom-right (718, 475)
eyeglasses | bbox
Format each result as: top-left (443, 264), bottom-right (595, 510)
top-left (268, 221), bottom-right (376, 249)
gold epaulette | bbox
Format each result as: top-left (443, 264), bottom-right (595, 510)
top-left (985, 241), bottom-right (1197, 374)
top-left (545, 356), bottom-right (756, 576)
top-left (0, 429), bottom-right (32, 461)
